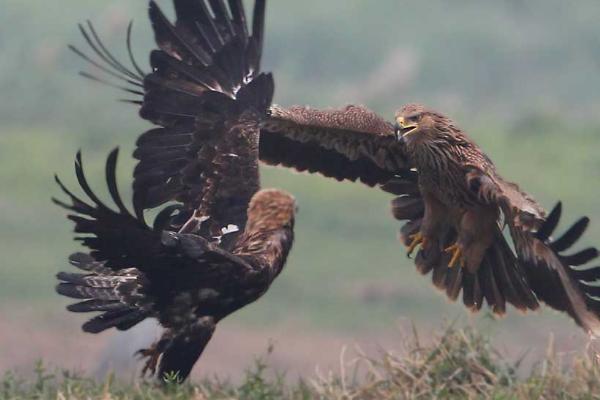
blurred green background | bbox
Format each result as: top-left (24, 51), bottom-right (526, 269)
top-left (1, 0), bottom-right (600, 379)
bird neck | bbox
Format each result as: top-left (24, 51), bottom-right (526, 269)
top-left (236, 227), bottom-right (294, 281)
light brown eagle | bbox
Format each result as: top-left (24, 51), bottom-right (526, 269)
top-left (55, 0), bottom-right (296, 381)
top-left (72, 0), bottom-right (600, 335)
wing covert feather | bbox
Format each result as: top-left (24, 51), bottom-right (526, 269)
top-left (260, 104), bottom-right (413, 187)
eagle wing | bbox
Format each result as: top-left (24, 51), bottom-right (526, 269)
top-left (72, 0), bottom-right (271, 237)
top-left (71, 1), bottom-right (418, 197)
top-left (465, 169), bottom-right (600, 334)
top-left (53, 150), bottom-right (281, 333)
top-left (136, 0), bottom-right (273, 238)
top-left (260, 104), bottom-right (412, 187)
top-left (511, 204), bottom-right (600, 335)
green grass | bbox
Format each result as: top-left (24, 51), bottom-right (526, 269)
top-left (3, 326), bottom-right (600, 399)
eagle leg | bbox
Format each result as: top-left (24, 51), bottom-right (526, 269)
top-left (445, 243), bottom-right (465, 269)
top-left (179, 211), bottom-right (210, 234)
top-left (137, 337), bottom-right (170, 377)
top-left (406, 232), bottom-right (428, 257)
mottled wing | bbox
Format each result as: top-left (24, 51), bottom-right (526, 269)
top-left (261, 104), bottom-right (414, 187)
top-left (53, 149), bottom-right (271, 280)
top-left (160, 228), bottom-right (292, 280)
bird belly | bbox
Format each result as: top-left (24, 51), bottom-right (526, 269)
top-left (453, 205), bottom-right (499, 272)
top-left (419, 167), bottom-right (497, 272)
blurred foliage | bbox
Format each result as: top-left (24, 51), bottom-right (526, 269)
top-left (2, 0), bottom-right (600, 136)
top-left (3, 326), bottom-right (600, 399)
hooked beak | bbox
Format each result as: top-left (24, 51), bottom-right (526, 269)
top-left (395, 117), bottom-right (418, 143)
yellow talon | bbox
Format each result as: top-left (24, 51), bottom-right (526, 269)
top-left (445, 243), bottom-right (464, 269)
top-left (406, 232), bottom-right (426, 257)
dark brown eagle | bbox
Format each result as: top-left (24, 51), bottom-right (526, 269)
top-left (72, 0), bottom-right (600, 335)
top-left (55, 0), bottom-right (296, 381)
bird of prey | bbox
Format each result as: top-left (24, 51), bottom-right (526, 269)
top-left (55, 0), bottom-right (297, 381)
top-left (72, 1), bottom-right (600, 334)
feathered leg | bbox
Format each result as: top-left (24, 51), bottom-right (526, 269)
top-left (417, 193), bottom-right (452, 257)
top-left (157, 318), bottom-right (216, 382)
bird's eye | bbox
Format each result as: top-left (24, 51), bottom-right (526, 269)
top-left (407, 114), bottom-right (420, 123)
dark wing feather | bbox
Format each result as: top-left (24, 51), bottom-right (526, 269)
top-left (516, 203), bottom-right (600, 335)
top-left (70, 1), bottom-right (418, 201)
top-left (260, 130), bottom-right (397, 186)
top-left (70, 1), bottom-right (270, 235)
top-left (134, 0), bottom-right (272, 238)
top-left (261, 104), bottom-right (414, 188)
top-left (54, 150), bottom-right (157, 333)
top-left (54, 150), bottom-right (278, 336)
top-left (468, 165), bottom-right (600, 333)
top-left (53, 149), bottom-right (161, 270)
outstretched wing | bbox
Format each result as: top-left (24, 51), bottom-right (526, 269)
top-left (466, 170), bottom-right (600, 333)
top-left (260, 104), bottom-right (413, 187)
top-left (513, 204), bottom-right (600, 335)
top-left (54, 150), bottom-right (278, 333)
top-left (54, 149), bottom-right (167, 333)
top-left (394, 187), bottom-right (600, 333)
top-left (54, 149), bottom-right (264, 273)
top-left (53, 149), bottom-right (164, 269)
top-left (71, 1), bottom-right (418, 198)
top-left (72, 0), bottom-right (271, 236)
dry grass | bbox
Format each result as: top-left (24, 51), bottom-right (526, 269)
top-left (311, 325), bottom-right (600, 399)
top-left (3, 325), bottom-right (600, 399)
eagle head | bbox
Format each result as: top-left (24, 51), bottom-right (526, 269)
top-left (394, 103), bottom-right (458, 149)
top-left (246, 189), bottom-right (297, 232)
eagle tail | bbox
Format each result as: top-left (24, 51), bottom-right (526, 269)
top-left (404, 218), bottom-right (539, 314)
top-left (56, 253), bottom-right (150, 334)
top-left (475, 231), bottom-right (539, 314)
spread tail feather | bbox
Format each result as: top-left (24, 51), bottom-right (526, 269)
top-left (404, 220), bottom-right (540, 314)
